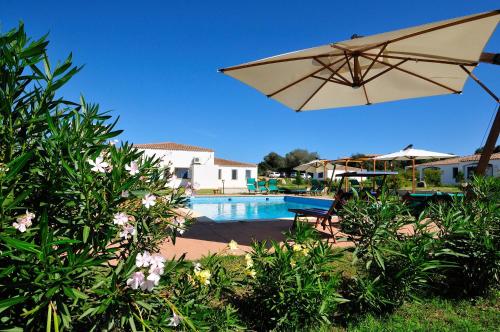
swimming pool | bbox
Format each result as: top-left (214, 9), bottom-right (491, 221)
top-left (187, 196), bottom-right (333, 222)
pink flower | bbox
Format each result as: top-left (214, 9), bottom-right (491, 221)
top-left (13, 210), bottom-right (35, 232)
top-left (125, 161), bottom-right (139, 176)
top-left (142, 194), bottom-right (157, 209)
top-left (126, 271), bottom-right (145, 290)
top-left (168, 311), bottom-right (181, 327)
top-left (113, 212), bottom-right (129, 226)
top-left (88, 156), bottom-right (110, 173)
top-left (146, 270), bottom-right (162, 286)
top-left (149, 254), bottom-right (165, 270)
top-left (119, 224), bottom-right (136, 239)
top-left (121, 190), bottom-right (130, 198)
top-left (140, 279), bottom-right (155, 292)
top-left (136, 251), bottom-right (152, 268)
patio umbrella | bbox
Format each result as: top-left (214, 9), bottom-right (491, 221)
top-left (294, 159), bottom-right (335, 177)
top-left (374, 145), bottom-right (456, 192)
top-left (220, 10), bottom-right (499, 173)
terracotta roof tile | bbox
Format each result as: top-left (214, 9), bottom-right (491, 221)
top-left (134, 142), bottom-right (213, 152)
top-left (417, 153), bottom-right (500, 167)
top-left (215, 158), bottom-right (256, 167)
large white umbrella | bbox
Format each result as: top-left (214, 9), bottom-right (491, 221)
top-left (294, 159), bottom-right (335, 182)
top-left (374, 146), bottom-right (456, 192)
top-left (220, 10), bottom-right (499, 174)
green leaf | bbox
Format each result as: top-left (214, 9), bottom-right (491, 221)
top-left (4, 151), bottom-right (33, 182)
top-left (1, 236), bottom-right (41, 255)
top-left (0, 296), bottom-right (27, 314)
top-left (83, 226), bottom-right (90, 243)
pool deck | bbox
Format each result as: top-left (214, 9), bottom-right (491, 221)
top-left (159, 216), bottom-right (352, 260)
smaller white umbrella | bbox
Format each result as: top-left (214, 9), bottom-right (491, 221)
top-left (294, 159), bottom-right (335, 179)
top-left (374, 145), bottom-right (456, 192)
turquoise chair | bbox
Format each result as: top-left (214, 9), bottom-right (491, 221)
top-left (257, 180), bottom-right (268, 193)
top-left (247, 178), bottom-right (257, 193)
top-left (268, 179), bottom-right (281, 193)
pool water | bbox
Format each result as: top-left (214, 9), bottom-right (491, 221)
top-left (188, 196), bottom-right (333, 222)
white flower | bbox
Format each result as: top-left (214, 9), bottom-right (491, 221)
top-left (136, 251), bottom-right (152, 268)
top-left (228, 240), bottom-right (239, 251)
top-left (119, 224), bottom-right (136, 239)
top-left (142, 194), bottom-right (157, 209)
top-left (140, 279), bottom-right (156, 292)
top-left (245, 253), bottom-right (254, 269)
top-left (193, 262), bottom-right (202, 273)
top-left (126, 271), bottom-right (145, 290)
top-left (125, 161), bottom-right (140, 176)
top-left (193, 182), bottom-right (200, 190)
top-left (146, 270), bottom-right (162, 286)
top-left (149, 254), bottom-right (165, 270)
top-left (113, 212), bottom-right (129, 226)
top-left (121, 190), bottom-right (129, 198)
top-left (13, 210), bottom-right (35, 233)
top-left (168, 311), bottom-right (181, 327)
top-left (88, 156), bottom-right (110, 173)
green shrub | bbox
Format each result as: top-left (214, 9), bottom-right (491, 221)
top-left (294, 172), bottom-right (304, 185)
top-left (0, 24), bottom-right (240, 331)
top-left (339, 193), bottom-right (447, 313)
top-left (424, 168), bottom-right (442, 186)
top-left (241, 222), bottom-right (346, 331)
top-left (426, 176), bottom-right (500, 298)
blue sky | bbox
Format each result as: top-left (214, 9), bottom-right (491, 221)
top-left (2, 1), bottom-right (499, 163)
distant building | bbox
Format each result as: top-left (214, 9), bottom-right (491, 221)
top-left (135, 142), bottom-right (257, 192)
top-left (415, 153), bottom-right (500, 185)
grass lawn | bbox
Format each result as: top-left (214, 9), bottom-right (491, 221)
top-left (198, 252), bottom-right (499, 332)
top-left (401, 186), bottom-right (461, 193)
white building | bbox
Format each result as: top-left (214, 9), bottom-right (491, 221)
top-left (415, 153), bottom-right (500, 185)
top-left (135, 142), bottom-right (257, 193)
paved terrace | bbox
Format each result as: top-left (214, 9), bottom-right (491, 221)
top-left (160, 217), bottom-right (353, 260)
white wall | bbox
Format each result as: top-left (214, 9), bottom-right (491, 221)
top-left (138, 148), bottom-right (216, 188)
top-left (217, 165), bottom-right (258, 189)
top-left (417, 159), bottom-right (500, 185)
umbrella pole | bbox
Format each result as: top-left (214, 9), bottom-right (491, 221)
top-left (328, 164), bottom-right (336, 194)
top-left (345, 161), bottom-right (348, 192)
top-left (412, 158), bottom-right (416, 193)
top-left (372, 159), bottom-right (376, 190)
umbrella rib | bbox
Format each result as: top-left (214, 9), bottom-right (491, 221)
top-left (460, 65), bottom-right (499, 102)
top-left (311, 75), bottom-right (352, 87)
top-left (297, 67), bottom-right (344, 111)
top-left (359, 54), bottom-right (460, 93)
top-left (362, 52), bottom-right (477, 66)
top-left (362, 84), bottom-right (370, 105)
top-left (314, 57), bottom-right (351, 84)
top-left (361, 43), bottom-right (387, 80)
top-left (357, 10), bottom-right (500, 53)
top-left (219, 53), bottom-right (343, 72)
top-left (344, 52), bottom-right (354, 82)
top-left (362, 59), bottom-right (408, 85)
top-left (267, 56), bottom-right (346, 97)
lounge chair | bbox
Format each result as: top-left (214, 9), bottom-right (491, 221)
top-left (288, 190), bottom-right (347, 242)
top-left (267, 179), bottom-right (283, 193)
top-left (247, 178), bottom-right (257, 193)
top-left (257, 180), bottom-right (268, 194)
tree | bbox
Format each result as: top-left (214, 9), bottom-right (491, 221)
top-left (285, 149), bottom-right (320, 171)
top-left (258, 152), bottom-right (286, 175)
top-left (475, 145), bottom-right (500, 154)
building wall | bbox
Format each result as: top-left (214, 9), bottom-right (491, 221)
top-left (138, 148), bottom-right (216, 188)
top-left (217, 165), bottom-right (258, 190)
top-left (416, 160), bottom-right (500, 185)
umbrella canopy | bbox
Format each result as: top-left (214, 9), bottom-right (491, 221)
top-left (374, 148), bottom-right (456, 161)
top-left (375, 146), bottom-right (456, 192)
top-left (294, 159), bottom-right (335, 173)
top-left (220, 10), bottom-right (499, 111)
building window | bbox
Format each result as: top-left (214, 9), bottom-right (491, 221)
top-left (218, 169), bottom-right (222, 180)
top-left (452, 167), bottom-right (458, 179)
top-left (232, 169), bottom-right (237, 180)
top-left (318, 172), bottom-right (324, 179)
top-left (174, 168), bottom-right (189, 179)
top-left (245, 170), bottom-right (251, 179)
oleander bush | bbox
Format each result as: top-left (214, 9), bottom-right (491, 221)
top-left (427, 176), bottom-right (500, 298)
top-left (0, 24), bottom-right (242, 331)
top-left (339, 193), bottom-right (448, 314)
top-left (240, 222), bottom-right (347, 331)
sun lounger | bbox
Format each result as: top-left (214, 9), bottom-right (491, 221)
top-left (257, 180), bottom-right (268, 193)
top-left (247, 178), bottom-right (257, 193)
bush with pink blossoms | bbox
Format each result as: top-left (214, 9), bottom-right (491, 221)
top-left (0, 25), bottom-right (242, 331)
